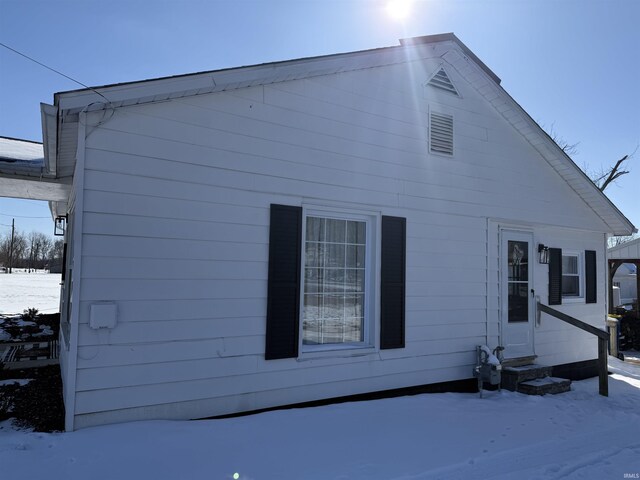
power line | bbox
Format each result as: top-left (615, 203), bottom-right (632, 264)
top-left (0, 41), bottom-right (111, 103)
top-left (0, 212), bottom-right (50, 219)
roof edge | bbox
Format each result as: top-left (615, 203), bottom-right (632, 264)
top-left (53, 33), bottom-right (499, 105)
top-left (399, 33), bottom-right (501, 85)
top-left (0, 135), bottom-right (42, 145)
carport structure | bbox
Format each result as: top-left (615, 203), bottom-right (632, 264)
top-left (0, 134), bottom-right (72, 219)
top-left (608, 237), bottom-right (640, 314)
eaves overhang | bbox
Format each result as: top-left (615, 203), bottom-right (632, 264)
top-left (0, 135), bottom-right (71, 204)
top-left (53, 34), bottom-right (492, 114)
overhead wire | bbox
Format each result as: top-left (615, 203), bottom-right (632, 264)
top-left (0, 41), bottom-right (111, 103)
top-left (0, 213), bottom-right (50, 219)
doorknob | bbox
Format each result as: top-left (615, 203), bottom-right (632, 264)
top-left (530, 288), bottom-right (535, 296)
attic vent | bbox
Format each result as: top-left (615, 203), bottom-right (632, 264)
top-left (430, 112), bottom-right (454, 155)
top-left (428, 68), bottom-right (459, 96)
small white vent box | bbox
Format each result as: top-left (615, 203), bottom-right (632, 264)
top-left (89, 303), bottom-right (118, 329)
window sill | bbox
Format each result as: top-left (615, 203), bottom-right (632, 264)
top-left (562, 296), bottom-right (585, 304)
top-left (298, 344), bottom-right (377, 361)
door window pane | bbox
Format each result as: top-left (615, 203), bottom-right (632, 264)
top-left (507, 240), bottom-right (529, 323)
top-left (508, 241), bottom-right (528, 281)
top-left (508, 283), bottom-right (529, 323)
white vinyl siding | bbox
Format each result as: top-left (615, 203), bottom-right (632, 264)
top-left (70, 58), bottom-right (612, 428)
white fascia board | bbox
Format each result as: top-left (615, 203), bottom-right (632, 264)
top-left (0, 175), bottom-right (71, 202)
top-left (40, 103), bottom-right (58, 176)
top-left (54, 45), bottom-right (440, 113)
top-left (444, 46), bottom-right (636, 236)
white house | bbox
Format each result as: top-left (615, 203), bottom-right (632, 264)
top-left (1, 34), bottom-right (635, 431)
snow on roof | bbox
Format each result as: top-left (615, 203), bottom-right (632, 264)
top-left (0, 136), bottom-right (44, 168)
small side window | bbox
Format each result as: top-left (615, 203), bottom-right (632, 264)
top-left (561, 253), bottom-right (582, 298)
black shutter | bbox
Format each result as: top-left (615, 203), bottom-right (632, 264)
top-left (585, 250), bottom-right (597, 304)
top-left (61, 242), bottom-right (67, 282)
top-left (380, 216), bottom-right (406, 349)
top-left (548, 247), bottom-right (562, 305)
top-left (265, 204), bottom-right (302, 360)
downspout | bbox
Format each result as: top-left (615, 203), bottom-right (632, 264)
top-left (64, 111), bottom-right (87, 432)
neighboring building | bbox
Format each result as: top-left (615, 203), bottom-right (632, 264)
top-left (0, 34), bottom-right (635, 431)
top-left (613, 263), bottom-right (637, 306)
top-left (609, 237), bottom-right (640, 308)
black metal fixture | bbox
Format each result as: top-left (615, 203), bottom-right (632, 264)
top-left (538, 244), bottom-right (549, 264)
top-left (54, 216), bottom-right (67, 236)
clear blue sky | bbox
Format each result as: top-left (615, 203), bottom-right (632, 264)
top-left (1, 0), bottom-right (638, 237)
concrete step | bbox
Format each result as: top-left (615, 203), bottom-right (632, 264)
top-left (501, 355), bottom-right (537, 368)
top-left (501, 364), bottom-right (552, 391)
top-left (517, 376), bottom-right (571, 395)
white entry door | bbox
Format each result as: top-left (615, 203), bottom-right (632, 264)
top-left (500, 230), bottom-right (535, 358)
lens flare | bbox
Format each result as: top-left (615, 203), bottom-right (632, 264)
top-left (386, 0), bottom-right (413, 20)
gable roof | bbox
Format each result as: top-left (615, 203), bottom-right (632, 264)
top-left (45, 33), bottom-right (636, 235)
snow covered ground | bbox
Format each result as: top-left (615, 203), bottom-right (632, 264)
top-left (1, 358), bottom-right (639, 479)
top-left (0, 271), bottom-right (61, 314)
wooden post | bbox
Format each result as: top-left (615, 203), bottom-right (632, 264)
top-left (598, 337), bottom-right (608, 397)
top-left (537, 302), bottom-right (610, 397)
top-left (635, 261), bottom-right (640, 314)
top-left (608, 260), bottom-right (623, 314)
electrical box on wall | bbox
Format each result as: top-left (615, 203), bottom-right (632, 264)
top-left (89, 303), bottom-right (118, 329)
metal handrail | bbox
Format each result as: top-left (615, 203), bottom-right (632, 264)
top-left (537, 302), bottom-right (609, 396)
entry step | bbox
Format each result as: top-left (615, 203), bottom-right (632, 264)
top-left (517, 377), bottom-right (571, 395)
top-left (501, 364), bottom-right (552, 391)
top-left (501, 356), bottom-right (537, 368)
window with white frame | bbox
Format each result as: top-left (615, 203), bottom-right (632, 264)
top-left (302, 213), bottom-right (370, 347)
top-left (562, 253), bottom-right (582, 298)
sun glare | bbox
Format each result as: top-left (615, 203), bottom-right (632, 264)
top-left (386, 0), bottom-right (413, 20)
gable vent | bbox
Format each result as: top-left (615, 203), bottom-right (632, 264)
top-left (428, 68), bottom-right (459, 96)
top-left (429, 112), bottom-right (454, 155)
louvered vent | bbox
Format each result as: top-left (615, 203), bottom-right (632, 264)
top-left (428, 68), bottom-right (459, 96)
top-left (430, 112), bottom-right (454, 155)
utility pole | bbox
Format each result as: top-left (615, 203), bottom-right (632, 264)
top-left (8, 218), bottom-right (15, 274)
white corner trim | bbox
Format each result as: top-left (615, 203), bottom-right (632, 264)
top-left (64, 112), bottom-right (86, 432)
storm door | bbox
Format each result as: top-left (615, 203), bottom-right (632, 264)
top-left (500, 230), bottom-right (535, 358)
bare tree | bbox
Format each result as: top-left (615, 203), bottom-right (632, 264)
top-left (609, 234), bottom-right (638, 248)
top-left (26, 232), bottom-right (53, 270)
top-left (590, 154), bottom-right (632, 192)
top-left (545, 123), bottom-right (634, 193)
top-left (547, 123), bottom-right (580, 157)
top-left (1, 230), bottom-right (57, 270)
